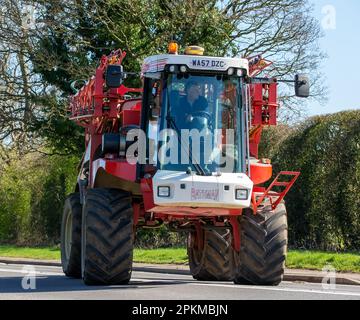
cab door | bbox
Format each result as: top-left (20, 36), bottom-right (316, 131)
top-left (139, 76), bottom-right (162, 179)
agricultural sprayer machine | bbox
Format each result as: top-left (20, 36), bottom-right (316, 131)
top-left (61, 43), bottom-right (309, 286)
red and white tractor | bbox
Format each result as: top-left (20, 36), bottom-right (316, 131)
top-left (61, 43), bottom-right (309, 286)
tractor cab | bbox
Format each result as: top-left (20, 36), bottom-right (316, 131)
top-left (140, 44), bottom-right (254, 210)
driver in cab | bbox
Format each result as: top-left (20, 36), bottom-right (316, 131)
top-left (180, 81), bottom-right (208, 117)
top-left (177, 81), bottom-right (209, 129)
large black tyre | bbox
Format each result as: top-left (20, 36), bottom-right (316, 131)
top-left (234, 203), bottom-right (288, 286)
top-left (61, 193), bottom-right (82, 278)
top-left (81, 188), bottom-right (134, 285)
top-left (188, 228), bottom-right (236, 281)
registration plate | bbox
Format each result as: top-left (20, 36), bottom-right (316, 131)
top-left (191, 59), bottom-right (227, 69)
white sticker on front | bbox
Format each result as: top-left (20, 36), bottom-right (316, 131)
top-left (191, 188), bottom-right (219, 201)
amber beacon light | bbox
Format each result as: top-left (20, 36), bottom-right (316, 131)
top-left (168, 42), bottom-right (179, 55)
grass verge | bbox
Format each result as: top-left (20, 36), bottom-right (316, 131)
top-left (0, 245), bottom-right (60, 260)
top-left (1, 245), bottom-right (359, 273)
top-left (0, 245), bottom-right (188, 265)
top-left (286, 250), bottom-right (360, 273)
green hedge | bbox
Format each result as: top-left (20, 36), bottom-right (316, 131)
top-left (135, 226), bottom-right (186, 249)
top-left (268, 111), bottom-right (360, 251)
top-left (0, 154), bottom-right (78, 245)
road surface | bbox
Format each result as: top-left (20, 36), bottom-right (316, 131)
top-left (0, 262), bottom-right (360, 300)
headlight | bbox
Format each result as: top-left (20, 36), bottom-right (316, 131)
top-left (227, 67), bottom-right (234, 76)
top-left (158, 186), bottom-right (170, 198)
top-left (235, 189), bottom-right (249, 200)
top-left (236, 69), bottom-right (243, 77)
top-left (180, 65), bottom-right (187, 73)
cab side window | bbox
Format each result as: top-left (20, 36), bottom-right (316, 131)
top-left (147, 80), bottom-right (161, 166)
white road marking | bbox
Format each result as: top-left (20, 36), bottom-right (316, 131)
top-left (187, 282), bottom-right (360, 297)
top-left (132, 277), bottom-right (360, 297)
top-left (0, 268), bottom-right (64, 276)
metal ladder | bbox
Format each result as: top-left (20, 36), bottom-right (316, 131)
top-left (252, 171), bottom-right (300, 212)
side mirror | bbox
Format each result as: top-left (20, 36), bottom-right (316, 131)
top-left (105, 65), bottom-right (124, 88)
top-left (295, 74), bottom-right (310, 98)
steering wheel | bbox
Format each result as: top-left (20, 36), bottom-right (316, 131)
top-left (187, 111), bottom-right (213, 130)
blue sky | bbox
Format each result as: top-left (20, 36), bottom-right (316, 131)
top-left (309, 0), bottom-right (360, 116)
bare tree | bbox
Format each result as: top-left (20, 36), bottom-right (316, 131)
top-left (0, 0), bottom-right (43, 154)
top-left (220, 0), bottom-right (327, 121)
